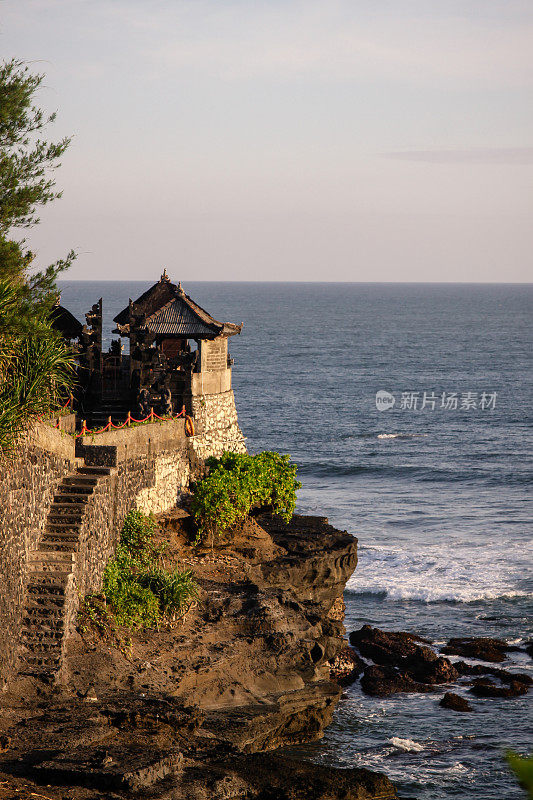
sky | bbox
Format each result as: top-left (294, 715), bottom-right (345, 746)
top-left (1, 0), bottom-right (532, 282)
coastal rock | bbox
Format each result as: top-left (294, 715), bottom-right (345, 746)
top-left (469, 678), bottom-right (529, 699)
top-left (404, 652), bottom-right (458, 685)
top-left (223, 753), bottom-right (399, 800)
top-left (349, 625), bottom-right (457, 686)
top-left (439, 692), bottom-right (472, 712)
top-left (454, 661), bottom-right (532, 686)
top-left (329, 645), bottom-right (365, 686)
top-left (360, 664), bottom-right (434, 697)
top-left (1, 512), bottom-right (397, 800)
top-left (349, 625), bottom-right (428, 666)
top-left (441, 637), bottom-right (509, 663)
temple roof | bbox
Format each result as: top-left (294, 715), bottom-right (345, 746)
top-left (49, 302), bottom-right (83, 340)
top-left (113, 271), bottom-right (242, 339)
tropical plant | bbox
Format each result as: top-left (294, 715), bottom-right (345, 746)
top-left (88, 510), bottom-right (199, 629)
top-left (191, 450), bottom-right (301, 542)
top-left (0, 58), bottom-right (76, 457)
top-left (507, 752), bottom-right (533, 799)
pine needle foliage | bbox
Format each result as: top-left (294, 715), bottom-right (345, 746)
top-left (0, 58), bottom-right (71, 233)
top-left (191, 450), bottom-right (301, 542)
top-left (100, 510), bottom-right (199, 629)
top-left (0, 59), bottom-right (76, 457)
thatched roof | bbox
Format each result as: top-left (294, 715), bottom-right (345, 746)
top-left (49, 303), bottom-right (83, 340)
top-left (113, 272), bottom-right (242, 339)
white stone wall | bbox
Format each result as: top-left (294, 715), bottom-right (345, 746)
top-left (136, 450), bottom-right (191, 515)
top-left (190, 389), bottom-right (247, 461)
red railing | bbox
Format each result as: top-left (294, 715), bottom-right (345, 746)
top-left (75, 407), bottom-right (187, 438)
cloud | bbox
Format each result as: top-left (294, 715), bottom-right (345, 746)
top-left (141, 4), bottom-right (533, 89)
top-left (382, 148), bottom-right (533, 164)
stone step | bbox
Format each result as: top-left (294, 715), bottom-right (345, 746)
top-left (24, 608), bottom-right (63, 624)
top-left (39, 541), bottom-right (79, 553)
top-left (28, 565), bottom-right (73, 578)
top-left (77, 466), bottom-right (112, 476)
top-left (26, 593), bottom-right (64, 609)
top-left (28, 572), bottom-right (70, 586)
top-left (19, 638), bottom-right (62, 654)
top-left (19, 652), bottom-right (62, 668)
top-left (64, 476), bottom-right (98, 487)
top-left (28, 552), bottom-right (75, 568)
top-left (44, 521), bottom-right (80, 531)
top-left (18, 666), bottom-right (57, 677)
top-left (58, 484), bottom-right (94, 495)
top-left (22, 617), bottom-right (64, 633)
top-left (48, 515), bottom-right (83, 525)
top-left (20, 632), bottom-right (63, 648)
top-left (48, 518), bottom-right (83, 528)
top-left (28, 550), bottom-right (76, 567)
top-left (27, 583), bottom-right (67, 597)
top-left (53, 494), bottom-right (90, 504)
top-left (51, 499), bottom-right (87, 509)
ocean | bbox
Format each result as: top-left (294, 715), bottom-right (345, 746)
top-left (58, 280), bottom-right (532, 800)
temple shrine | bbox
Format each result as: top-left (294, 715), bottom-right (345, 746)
top-left (54, 271), bottom-right (242, 430)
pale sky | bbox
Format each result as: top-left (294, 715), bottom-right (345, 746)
top-left (1, 0), bottom-right (532, 282)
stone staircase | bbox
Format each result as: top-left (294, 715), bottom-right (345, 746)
top-left (86, 394), bottom-right (131, 430)
top-left (18, 465), bottom-right (112, 679)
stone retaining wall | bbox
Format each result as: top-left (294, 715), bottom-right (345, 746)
top-left (190, 389), bottom-right (247, 460)
top-left (1, 393), bottom-right (247, 687)
top-left (0, 425), bottom-right (77, 687)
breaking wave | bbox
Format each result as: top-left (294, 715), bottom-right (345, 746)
top-left (346, 543), bottom-right (532, 603)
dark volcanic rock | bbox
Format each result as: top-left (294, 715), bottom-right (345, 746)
top-left (178, 753), bottom-right (398, 799)
top-left (441, 637), bottom-right (509, 663)
top-left (230, 753), bottom-right (398, 799)
top-left (469, 678), bottom-right (529, 698)
top-left (454, 661), bottom-right (532, 686)
top-left (439, 692), bottom-right (472, 712)
top-left (329, 645), bottom-right (366, 686)
top-left (404, 652), bottom-right (458, 685)
top-left (349, 625), bottom-right (428, 666)
top-left (360, 665), bottom-right (435, 697)
top-left (1, 513), bottom-right (397, 800)
top-left (350, 625), bottom-right (457, 687)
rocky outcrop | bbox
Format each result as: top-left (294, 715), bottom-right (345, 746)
top-left (469, 678), bottom-right (529, 698)
top-left (350, 625), bottom-right (458, 696)
top-left (329, 645), bottom-right (366, 686)
top-left (0, 512), bottom-right (397, 799)
top-left (441, 636), bottom-right (512, 663)
top-left (439, 692), bottom-right (472, 712)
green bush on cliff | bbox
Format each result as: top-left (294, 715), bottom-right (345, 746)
top-left (87, 510), bottom-right (199, 629)
top-left (191, 450), bottom-right (301, 542)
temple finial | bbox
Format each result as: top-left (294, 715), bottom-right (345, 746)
top-left (161, 268), bottom-right (170, 282)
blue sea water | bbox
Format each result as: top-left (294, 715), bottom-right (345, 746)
top-left (59, 280), bottom-right (533, 800)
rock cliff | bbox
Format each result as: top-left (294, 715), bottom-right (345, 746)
top-left (0, 511), bottom-right (397, 799)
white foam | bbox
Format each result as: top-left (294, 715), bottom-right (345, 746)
top-left (346, 541), bottom-right (533, 603)
top-left (389, 737), bottom-right (425, 753)
top-left (377, 433), bottom-right (428, 439)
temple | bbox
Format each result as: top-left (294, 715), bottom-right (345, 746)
top-left (70, 272), bottom-right (243, 435)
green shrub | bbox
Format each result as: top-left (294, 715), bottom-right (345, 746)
top-left (507, 752), bottom-right (533, 799)
top-left (191, 450), bottom-right (301, 542)
top-left (94, 510), bottom-right (199, 629)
